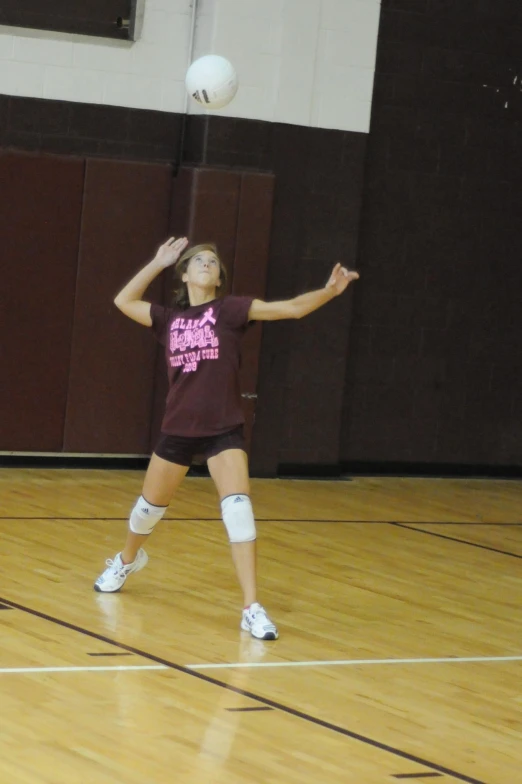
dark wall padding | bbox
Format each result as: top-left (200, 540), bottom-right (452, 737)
top-left (0, 151), bottom-right (84, 450)
top-left (186, 121), bottom-right (367, 474)
top-left (232, 172), bottom-right (274, 456)
top-left (341, 0), bottom-right (522, 466)
top-left (1, 97), bottom-right (366, 470)
top-left (63, 158), bottom-right (172, 453)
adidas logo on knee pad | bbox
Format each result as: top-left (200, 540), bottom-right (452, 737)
top-left (129, 496), bottom-right (167, 535)
top-left (221, 494), bottom-right (256, 542)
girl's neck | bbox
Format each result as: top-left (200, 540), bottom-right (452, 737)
top-left (187, 285), bottom-right (217, 307)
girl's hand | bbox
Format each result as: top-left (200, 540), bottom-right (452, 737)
top-left (326, 263), bottom-right (359, 296)
top-left (155, 237), bottom-right (189, 269)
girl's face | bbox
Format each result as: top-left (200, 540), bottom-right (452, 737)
top-left (183, 250), bottom-right (221, 290)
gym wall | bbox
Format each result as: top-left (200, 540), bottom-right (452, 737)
top-left (1, 0), bottom-right (374, 473)
top-left (341, 0), bottom-right (522, 471)
top-left (1, 0), bottom-right (521, 474)
top-left (0, 0), bottom-right (379, 131)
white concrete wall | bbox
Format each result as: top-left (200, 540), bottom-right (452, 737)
top-left (0, 0), bottom-right (381, 132)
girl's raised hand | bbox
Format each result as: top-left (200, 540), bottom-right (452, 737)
top-left (155, 237), bottom-right (189, 269)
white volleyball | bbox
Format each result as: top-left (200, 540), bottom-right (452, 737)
top-left (185, 55), bottom-right (238, 111)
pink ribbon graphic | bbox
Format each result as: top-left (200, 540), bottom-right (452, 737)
top-left (199, 307), bottom-right (216, 327)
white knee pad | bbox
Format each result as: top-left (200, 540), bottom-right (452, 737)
top-left (129, 495), bottom-right (167, 535)
top-left (221, 494), bottom-right (256, 543)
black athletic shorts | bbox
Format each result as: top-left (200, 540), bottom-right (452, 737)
top-left (153, 426), bottom-right (245, 467)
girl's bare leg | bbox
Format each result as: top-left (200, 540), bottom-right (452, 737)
top-left (206, 448), bottom-right (257, 607)
top-left (121, 453), bottom-right (189, 564)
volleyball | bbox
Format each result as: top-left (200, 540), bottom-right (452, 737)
top-left (185, 55), bottom-right (238, 111)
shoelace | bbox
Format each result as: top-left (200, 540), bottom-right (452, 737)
top-left (104, 557), bottom-right (130, 578)
top-left (250, 606), bottom-right (274, 628)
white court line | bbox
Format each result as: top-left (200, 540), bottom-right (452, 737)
top-left (3, 656), bottom-right (521, 675)
top-left (0, 665), bottom-right (168, 674)
top-left (186, 655), bottom-right (522, 670)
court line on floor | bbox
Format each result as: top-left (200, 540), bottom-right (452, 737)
top-left (1, 516), bottom-right (520, 525)
top-left (0, 516), bottom-right (387, 522)
top-left (0, 665), bottom-right (167, 674)
top-left (392, 522), bottom-right (522, 559)
top-left (186, 654), bottom-right (522, 670)
top-left (2, 656), bottom-right (520, 675)
top-left (0, 594), bottom-right (487, 784)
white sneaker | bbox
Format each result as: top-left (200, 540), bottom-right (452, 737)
top-left (93, 549), bottom-right (148, 593)
top-left (241, 602), bottom-right (279, 640)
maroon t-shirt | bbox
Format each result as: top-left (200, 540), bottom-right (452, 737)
top-left (150, 295), bottom-right (254, 437)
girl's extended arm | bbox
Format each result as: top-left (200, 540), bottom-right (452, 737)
top-left (248, 263), bottom-right (359, 321)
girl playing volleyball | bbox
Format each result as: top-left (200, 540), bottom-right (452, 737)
top-left (94, 237), bottom-right (359, 640)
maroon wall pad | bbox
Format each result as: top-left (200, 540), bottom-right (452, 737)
top-left (63, 158), bottom-right (172, 453)
top-left (0, 150), bottom-right (84, 450)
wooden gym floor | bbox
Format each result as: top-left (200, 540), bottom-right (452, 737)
top-left (0, 468), bottom-right (521, 784)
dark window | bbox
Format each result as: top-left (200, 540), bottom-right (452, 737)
top-left (0, 1), bottom-right (143, 42)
